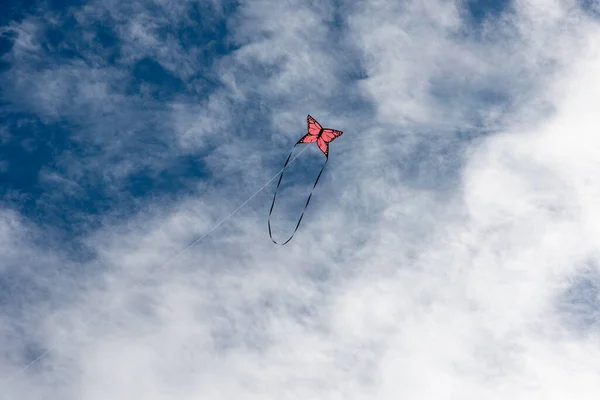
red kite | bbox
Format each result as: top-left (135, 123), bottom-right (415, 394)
top-left (298, 115), bottom-right (344, 157)
top-left (268, 115), bottom-right (344, 245)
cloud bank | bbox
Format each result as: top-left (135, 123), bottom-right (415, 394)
top-left (1, 0), bottom-right (600, 398)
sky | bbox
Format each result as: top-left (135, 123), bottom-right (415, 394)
top-left (1, 0), bottom-right (600, 398)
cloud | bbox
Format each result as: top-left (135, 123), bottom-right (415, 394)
top-left (1, 0), bottom-right (600, 399)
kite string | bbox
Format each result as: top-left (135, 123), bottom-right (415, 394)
top-left (268, 141), bottom-right (328, 245)
top-left (0, 144), bottom-right (310, 389)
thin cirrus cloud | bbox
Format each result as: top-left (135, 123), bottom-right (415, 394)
top-left (1, 0), bottom-right (600, 399)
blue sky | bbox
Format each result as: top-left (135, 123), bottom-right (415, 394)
top-left (2, 0), bottom-right (600, 399)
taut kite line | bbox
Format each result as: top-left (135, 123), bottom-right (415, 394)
top-left (268, 115), bottom-right (344, 245)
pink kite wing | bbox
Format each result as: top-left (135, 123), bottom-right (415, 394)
top-left (320, 129), bottom-right (343, 143)
top-left (307, 115), bottom-right (323, 136)
top-left (298, 133), bottom-right (318, 143)
top-left (316, 137), bottom-right (329, 157)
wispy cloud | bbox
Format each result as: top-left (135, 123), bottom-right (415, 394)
top-left (1, 0), bottom-right (600, 398)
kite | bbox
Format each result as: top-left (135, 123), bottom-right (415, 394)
top-left (268, 115), bottom-right (344, 245)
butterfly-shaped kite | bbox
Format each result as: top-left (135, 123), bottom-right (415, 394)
top-left (298, 115), bottom-right (344, 158)
top-left (268, 115), bottom-right (344, 245)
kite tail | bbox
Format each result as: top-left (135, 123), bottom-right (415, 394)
top-left (268, 141), bottom-right (328, 245)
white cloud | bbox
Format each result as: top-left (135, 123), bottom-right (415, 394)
top-left (2, 0), bottom-right (600, 399)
